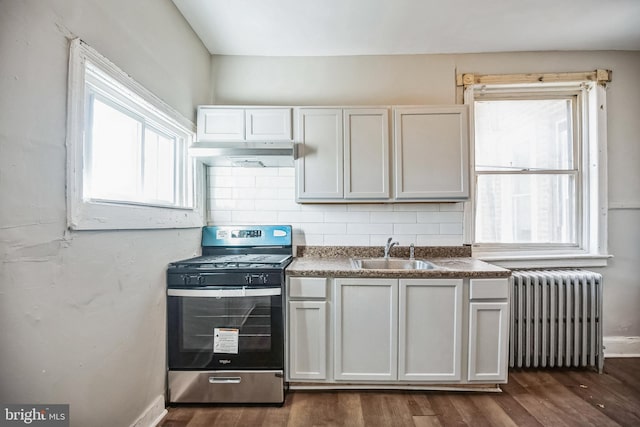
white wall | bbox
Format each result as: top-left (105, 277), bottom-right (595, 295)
top-left (210, 51), bottom-right (640, 341)
top-left (208, 167), bottom-right (464, 246)
top-left (0, 1), bottom-right (210, 426)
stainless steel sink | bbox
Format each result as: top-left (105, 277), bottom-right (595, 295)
top-left (350, 258), bottom-right (438, 270)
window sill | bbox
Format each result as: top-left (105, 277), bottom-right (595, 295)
top-left (474, 252), bottom-right (612, 269)
top-left (68, 200), bottom-right (204, 231)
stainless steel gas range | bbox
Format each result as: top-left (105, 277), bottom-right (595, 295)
top-left (166, 225), bottom-right (292, 404)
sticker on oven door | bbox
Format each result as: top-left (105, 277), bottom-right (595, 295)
top-left (213, 328), bottom-right (239, 354)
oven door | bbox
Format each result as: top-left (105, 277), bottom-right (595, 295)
top-left (167, 287), bottom-right (283, 370)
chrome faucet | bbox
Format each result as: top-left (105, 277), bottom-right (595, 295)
top-left (409, 243), bottom-right (415, 260)
top-left (384, 237), bottom-right (398, 259)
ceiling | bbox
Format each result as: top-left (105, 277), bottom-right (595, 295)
top-left (172, 0), bottom-right (640, 57)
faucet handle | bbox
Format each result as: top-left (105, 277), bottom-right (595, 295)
top-left (409, 243), bottom-right (415, 260)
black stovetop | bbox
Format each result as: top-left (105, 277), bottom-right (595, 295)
top-left (169, 253), bottom-right (292, 270)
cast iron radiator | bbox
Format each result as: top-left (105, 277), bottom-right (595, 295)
top-left (510, 269), bottom-right (603, 373)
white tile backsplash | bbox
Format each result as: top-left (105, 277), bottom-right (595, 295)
top-left (207, 167), bottom-right (465, 246)
top-left (440, 223), bottom-right (464, 234)
top-left (347, 223), bottom-right (394, 235)
top-left (324, 212), bottom-right (371, 223)
top-left (231, 211), bottom-right (278, 223)
top-left (299, 222), bottom-right (348, 235)
top-left (324, 234), bottom-right (371, 246)
top-left (393, 223), bottom-right (440, 235)
top-left (393, 203), bottom-right (439, 212)
top-left (417, 211), bottom-right (464, 223)
top-left (417, 235), bottom-right (465, 246)
top-left (277, 211), bottom-right (324, 223)
top-left (370, 211), bottom-right (417, 224)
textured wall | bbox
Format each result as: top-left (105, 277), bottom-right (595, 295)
top-left (0, 1), bottom-right (210, 426)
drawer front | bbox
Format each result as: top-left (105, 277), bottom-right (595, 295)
top-left (288, 277), bottom-right (328, 299)
top-left (168, 370), bottom-right (283, 403)
top-left (469, 278), bottom-right (509, 300)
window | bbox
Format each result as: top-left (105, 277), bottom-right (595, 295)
top-left (66, 39), bottom-right (204, 230)
top-left (464, 78), bottom-right (609, 267)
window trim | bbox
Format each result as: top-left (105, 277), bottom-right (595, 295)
top-left (66, 38), bottom-right (205, 230)
top-left (463, 80), bottom-right (610, 268)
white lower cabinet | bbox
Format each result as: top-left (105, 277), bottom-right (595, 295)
top-left (468, 302), bottom-right (509, 381)
top-left (398, 279), bottom-right (463, 381)
top-left (334, 278), bottom-right (463, 382)
top-left (467, 278), bottom-right (510, 382)
top-left (287, 277), bottom-right (329, 381)
top-left (334, 278), bottom-right (398, 381)
top-left (288, 301), bottom-right (327, 380)
top-left (287, 275), bottom-right (509, 387)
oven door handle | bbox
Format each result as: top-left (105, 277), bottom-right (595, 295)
top-left (167, 288), bottom-right (281, 298)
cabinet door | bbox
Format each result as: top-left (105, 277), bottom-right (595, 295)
top-left (393, 106), bottom-right (469, 200)
top-left (288, 301), bottom-right (327, 380)
top-left (245, 108), bottom-right (292, 141)
top-left (197, 107), bottom-right (245, 141)
top-left (334, 278), bottom-right (398, 381)
top-left (398, 279), bottom-right (463, 381)
top-left (344, 108), bottom-right (390, 199)
top-left (296, 109), bottom-right (344, 200)
top-left (468, 302), bottom-right (509, 382)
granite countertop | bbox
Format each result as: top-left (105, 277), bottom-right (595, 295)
top-left (286, 246), bottom-right (510, 279)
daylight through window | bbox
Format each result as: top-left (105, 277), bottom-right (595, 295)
top-left (465, 78), bottom-right (608, 263)
top-left (66, 39), bottom-right (202, 230)
top-left (474, 97), bottom-right (578, 245)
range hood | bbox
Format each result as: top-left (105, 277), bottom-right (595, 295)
top-left (189, 141), bottom-right (295, 168)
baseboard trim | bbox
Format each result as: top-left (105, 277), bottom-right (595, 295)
top-left (604, 336), bottom-right (640, 358)
top-left (130, 395), bottom-right (167, 427)
top-left (150, 409), bottom-right (168, 427)
top-left (289, 383), bottom-right (502, 392)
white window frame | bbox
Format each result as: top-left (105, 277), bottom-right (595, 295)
top-left (66, 39), bottom-right (205, 230)
top-left (464, 80), bottom-right (609, 268)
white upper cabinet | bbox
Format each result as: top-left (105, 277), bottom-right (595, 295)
top-left (393, 106), bottom-right (469, 200)
top-left (296, 107), bottom-right (390, 202)
top-left (197, 106), bottom-right (292, 142)
top-left (197, 108), bottom-right (245, 141)
top-left (344, 109), bottom-right (390, 199)
top-left (245, 108), bottom-right (292, 141)
top-left (296, 108), bottom-right (344, 199)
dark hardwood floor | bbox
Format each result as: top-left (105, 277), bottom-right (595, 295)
top-left (159, 358), bottom-right (640, 426)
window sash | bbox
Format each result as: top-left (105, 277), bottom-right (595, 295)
top-left (66, 38), bottom-right (203, 230)
top-left (83, 64), bottom-right (188, 209)
top-left (142, 125), bottom-right (178, 205)
top-left (475, 171), bottom-right (579, 246)
top-left (470, 85), bottom-right (585, 252)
